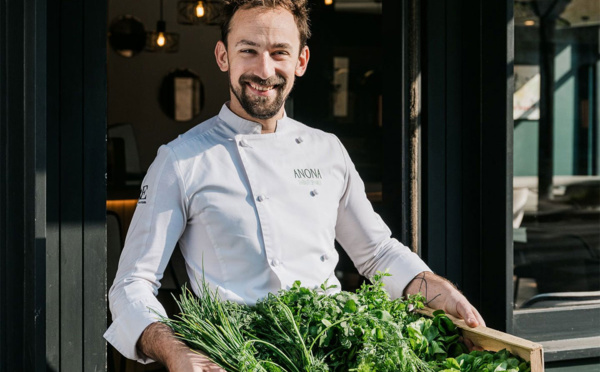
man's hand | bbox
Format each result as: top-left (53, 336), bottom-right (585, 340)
top-left (403, 271), bottom-right (486, 328)
top-left (137, 322), bottom-right (225, 372)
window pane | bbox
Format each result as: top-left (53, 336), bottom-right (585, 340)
top-left (513, 0), bottom-right (600, 309)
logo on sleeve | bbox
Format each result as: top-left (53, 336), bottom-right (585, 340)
top-left (138, 185), bottom-right (148, 204)
top-left (294, 168), bottom-right (322, 185)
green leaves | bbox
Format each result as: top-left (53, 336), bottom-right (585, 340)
top-left (437, 349), bottom-right (528, 372)
top-left (343, 299), bottom-right (358, 314)
top-left (161, 272), bottom-right (530, 372)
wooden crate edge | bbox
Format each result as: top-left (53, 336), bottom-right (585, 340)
top-left (418, 307), bottom-right (544, 371)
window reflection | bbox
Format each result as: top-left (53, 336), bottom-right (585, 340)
top-left (513, 0), bottom-right (600, 309)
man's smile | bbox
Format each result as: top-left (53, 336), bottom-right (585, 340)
top-left (246, 81), bottom-right (278, 96)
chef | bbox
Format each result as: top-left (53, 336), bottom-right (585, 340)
top-left (105, 0), bottom-right (485, 371)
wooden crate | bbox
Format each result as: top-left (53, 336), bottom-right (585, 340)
top-left (419, 307), bottom-right (544, 372)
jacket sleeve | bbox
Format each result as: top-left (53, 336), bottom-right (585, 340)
top-left (333, 137), bottom-right (431, 299)
top-left (104, 145), bottom-right (188, 363)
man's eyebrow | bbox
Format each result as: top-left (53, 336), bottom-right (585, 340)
top-left (235, 40), bottom-right (293, 50)
top-left (235, 39), bottom-right (260, 47)
top-left (272, 42), bottom-right (293, 50)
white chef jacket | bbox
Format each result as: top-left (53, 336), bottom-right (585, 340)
top-left (104, 104), bottom-right (431, 363)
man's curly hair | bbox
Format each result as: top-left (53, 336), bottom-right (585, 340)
top-left (221, 0), bottom-right (311, 49)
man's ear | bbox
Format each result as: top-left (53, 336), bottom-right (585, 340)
top-left (295, 45), bottom-right (310, 77)
top-left (215, 41), bottom-right (229, 72)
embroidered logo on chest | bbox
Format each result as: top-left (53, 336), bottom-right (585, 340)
top-left (294, 168), bottom-right (323, 185)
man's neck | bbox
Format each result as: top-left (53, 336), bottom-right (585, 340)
top-left (227, 101), bottom-right (282, 134)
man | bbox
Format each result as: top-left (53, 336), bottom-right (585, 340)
top-left (105, 0), bottom-right (485, 371)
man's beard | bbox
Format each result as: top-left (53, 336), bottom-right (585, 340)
top-left (230, 72), bottom-right (290, 120)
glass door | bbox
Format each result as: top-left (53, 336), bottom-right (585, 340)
top-left (512, 0), bottom-right (600, 363)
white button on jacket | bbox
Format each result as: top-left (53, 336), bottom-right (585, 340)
top-left (104, 104), bottom-right (431, 363)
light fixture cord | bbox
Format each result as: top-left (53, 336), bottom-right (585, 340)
top-left (160, 0), bottom-right (164, 21)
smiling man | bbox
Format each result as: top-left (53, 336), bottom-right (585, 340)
top-left (215, 3), bottom-right (309, 131)
top-left (104, 1), bottom-right (484, 371)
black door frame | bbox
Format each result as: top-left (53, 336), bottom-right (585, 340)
top-left (1, 0), bottom-right (107, 370)
top-left (421, 0), bottom-right (514, 332)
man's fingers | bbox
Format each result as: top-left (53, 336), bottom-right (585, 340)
top-left (456, 300), bottom-right (483, 328)
top-left (472, 307), bottom-right (486, 328)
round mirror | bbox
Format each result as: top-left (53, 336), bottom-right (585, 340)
top-left (108, 15), bottom-right (146, 58)
top-left (159, 69), bottom-right (204, 122)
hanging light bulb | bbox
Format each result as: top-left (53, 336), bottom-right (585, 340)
top-left (147, 0), bottom-right (180, 53)
top-left (157, 32), bottom-right (166, 47)
top-left (195, 1), bottom-right (205, 17)
top-left (155, 20), bottom-right (166, 47)
top-left (178, 0), bottom-right (219, 25)
top-left (324, 0), bottom-right (333, 5)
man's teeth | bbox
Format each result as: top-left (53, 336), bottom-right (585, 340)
top-left (250, 83), bottom-right (274, 91)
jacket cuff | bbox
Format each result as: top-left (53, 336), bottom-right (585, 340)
top-left (104, 299), bottom-right (167, 364)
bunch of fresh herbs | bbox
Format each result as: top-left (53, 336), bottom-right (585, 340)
top-left (158, 272), bottom-right (530, 372)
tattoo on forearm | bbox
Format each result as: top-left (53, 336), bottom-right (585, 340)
top-left (414, 272), bottom-right (441, 306)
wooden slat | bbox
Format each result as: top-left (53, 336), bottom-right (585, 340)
top-left (1, 2), bottom-right (25, 369)
top-left (82, 0), bottom-right (107, 367)
top-left (422, 0), bottom-right (448, 276)
top-left (480, 0), bottom-right (515, 333)
top-left (0, 0), bottom-right (6, 363)
top-left (25, 0), bottom-right (48, 369)
top-left (46, 0), bottom-right (61, 363)
top-left (60, 0), bottom-right (84, 369)
top-left (1, 1), bottom-right (49, 369)
top-left (418, 307), bottom-right (544, 371)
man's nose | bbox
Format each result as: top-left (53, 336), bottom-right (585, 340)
top-left (254, 52), bottom-right (275, 80)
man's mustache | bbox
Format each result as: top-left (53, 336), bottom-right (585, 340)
top-left (240, 74), bottom-right (286, 87)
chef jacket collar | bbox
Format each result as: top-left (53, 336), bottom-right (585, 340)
top-left (218, 103), bottom-right (289, 135)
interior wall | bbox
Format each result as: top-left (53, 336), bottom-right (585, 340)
top-left (108, 0), bottom-right (230, 171)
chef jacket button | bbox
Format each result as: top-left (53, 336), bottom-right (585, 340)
top-left (271, 258), bottom-right (280, 267)
top-left (295, 137), bottom-right (303, 144)
top-left (310, 189), bottom-right (319, 196)
top-left (239, 139), bottom-right (251, 147)
top-left (257, 195), bottom-right (266, 202)
top-left (320, 254), bottom-right (329, 262)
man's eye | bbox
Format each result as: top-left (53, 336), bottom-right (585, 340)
top-left (240, 49), bottom-right (256, 54)
top-left (272, 51), bottom-right (290, 58)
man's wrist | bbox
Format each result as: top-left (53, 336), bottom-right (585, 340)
top-left (138, 321), bottom-right (221, 371)
top-left (403, 271), bottom-right (460, 310)
top-left (137, 321), bottom-right (183, 367)
top-left (403, 270), bottom-right (436, 298)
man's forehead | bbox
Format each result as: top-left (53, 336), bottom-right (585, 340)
top-left (228, 7), bottom-right (301, 46)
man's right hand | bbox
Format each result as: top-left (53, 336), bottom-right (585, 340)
top-left (137, 322), bottom-right (225, 372)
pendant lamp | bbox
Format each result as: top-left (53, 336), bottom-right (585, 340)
top-left (147, 0), bottom-right (180, 53)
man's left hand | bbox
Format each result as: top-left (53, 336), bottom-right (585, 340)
top-left (403, 271), bottom-right (486, 328)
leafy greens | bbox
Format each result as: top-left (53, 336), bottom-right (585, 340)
top-left (158, 272), bottom-right (530, 372)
